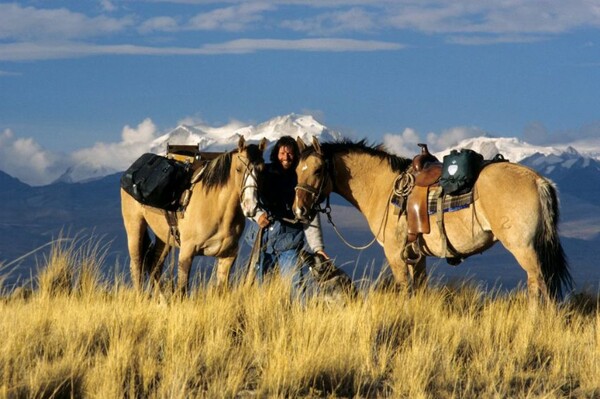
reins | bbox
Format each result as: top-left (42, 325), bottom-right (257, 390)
top-left (319, 192), bottom-right (392, 250)
top-left (300, 152), bottom-right (393, 251)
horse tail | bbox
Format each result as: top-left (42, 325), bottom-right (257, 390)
top-left (536, 178), bottom-right (573, 299)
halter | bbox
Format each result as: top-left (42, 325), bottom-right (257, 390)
top-left (237, 153), bottom-right (261, 215)
top-left (294, 150), bottom-right (392, 251)
top-left (294, 152), bottom-right (330, 211)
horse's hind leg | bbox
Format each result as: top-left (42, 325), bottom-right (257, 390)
top-left (506, 245), bottom-right (549, 303)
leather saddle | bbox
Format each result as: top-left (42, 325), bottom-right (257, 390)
top-left (406, 143), bottom-right (442, 243)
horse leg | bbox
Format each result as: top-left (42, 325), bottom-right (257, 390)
top-left (148, 238), bottom-right (171, 291)
top-left (408, 257), bottom-right (427, 290)
top-left (383, 246), bottom-right (410, 292)
top-left (506, 245), bottom-right (550, 303)
top-left (176, 245), bottom-right (195, 296)
top-left (214, 256), bottom-right (236, 291)
top-left (125, 219), bottom-right (148, 293)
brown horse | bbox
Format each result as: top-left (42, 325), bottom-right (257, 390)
top-left (121, 137), bottom-right (266, 294)
top-left (293, 137), bottom-right (573, 302)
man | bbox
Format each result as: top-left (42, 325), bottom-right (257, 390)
top-left (246, 136), bottom-right (328, 298)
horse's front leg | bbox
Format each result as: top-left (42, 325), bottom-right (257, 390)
top-left (408, 257), bottom-right (427, 290)
top-left (148, 238), bottom-right (171, 292)
top-left (177, 245), bottom-right (195, 296)
top-left (214, 256), bottom-right (236, 291)
top-left (383, 245), bottom-right (411, 292)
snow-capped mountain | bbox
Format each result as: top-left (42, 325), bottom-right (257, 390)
top-left (53, 164), bottom-right (121, 184)
top-left (2, 124), bottom-right (600, 291)
top-left (149, 113), bottom-right (341, 155)
top-left (520, 146), bottom-right (600, 206)
top-left (54, 114), bottom-right (340, 184)
top-left (435, 136), bottom-right (566, 163)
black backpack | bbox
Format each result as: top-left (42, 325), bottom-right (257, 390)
top-left (439, 149), bottom-right (484, 195)
top-left (120, 153), bottom-right (191, 210)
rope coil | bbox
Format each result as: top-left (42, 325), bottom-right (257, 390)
top-left (393, 172), bottom-right (415, 197)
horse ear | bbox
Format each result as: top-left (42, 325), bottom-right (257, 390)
top-left (311, 136), bottom-right (322, 155)
top-left (258, 137), bottom-right (268, 152)
top-left (297, 136), bottom-right (306, 152)
top-left (237, 135), bottom-right (246, 151)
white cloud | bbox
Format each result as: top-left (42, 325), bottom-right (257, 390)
top-left (121, 118), bottom-right (158, 145)
top-left (383, 125), bottom-right (488, 157)
top-left (187, 3), bottom-right (273, 32)
top-left (382, 128), bottom-right (421, 157)
top-left (139, 17), bottom-right (180, 34)
top-left (0, 38), bottom-right (403, 61)
top-left (0, 4), bottom-right (133, 41)
top-left (1, 1), bottom-right (600, 60)
top-left (426, 126), bottom-right (488, 151)
top-left (523, 120), bottom-right (600, 146)
top-left (199, 38), bottom-right (404, 53)
top-left (100, 0), bottom-right (117, 12)
top-left (0, 70), bottom-right (20, 76)
top-left (281, 7), bottom-right (377, 35)
top-left (72, 119), bottom-right (159, 171)
top-left (0, 129), bottom-right (67, 186)
top-left (446, 34), bottom-right (546, 46)
top-left (0, 119), bottom-right (160, 186)
top-left (382, 1), bottom-right (600, 36)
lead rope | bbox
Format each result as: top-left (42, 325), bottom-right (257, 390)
top-left (320, 185), bottom-right (395, 251)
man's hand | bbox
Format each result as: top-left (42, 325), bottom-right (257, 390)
top-left (257, 213), bottom-right (271, 228)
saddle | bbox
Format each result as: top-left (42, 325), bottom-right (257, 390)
top-left (164, 144), bottom-right (225, 245)
top-left (406, 143), bottom-right (442, 243)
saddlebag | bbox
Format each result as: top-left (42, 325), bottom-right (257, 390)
top-left (120, 153), bottom-right (191, 210)
top-left (439, 149), bottom-right (484, 195)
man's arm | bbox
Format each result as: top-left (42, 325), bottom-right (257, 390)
top-left (303, 214), bottom-right (329, 259)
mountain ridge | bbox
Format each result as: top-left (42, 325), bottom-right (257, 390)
top-left (1, 125), bottom-right (599, 292)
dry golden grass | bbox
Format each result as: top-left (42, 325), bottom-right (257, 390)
top-left (1, 239), bottom-right (599, 398)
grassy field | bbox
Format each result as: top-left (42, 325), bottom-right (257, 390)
top-left (1, 239), bottom-right (599, 398)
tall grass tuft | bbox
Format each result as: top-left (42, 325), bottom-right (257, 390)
top-left (1, 238), bottom-right (599, 398)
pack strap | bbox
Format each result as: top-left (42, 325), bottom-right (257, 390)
top-left (164, 210), bottom-right (180, 246)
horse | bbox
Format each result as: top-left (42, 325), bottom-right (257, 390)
top-left (292, 137), bottom-right (573, 303)
top-left (120, 136), bottom-right (266, 295)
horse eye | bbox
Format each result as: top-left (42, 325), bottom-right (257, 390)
top-left (236, 167), bottom-right (242, 173)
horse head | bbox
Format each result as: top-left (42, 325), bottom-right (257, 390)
top-left (293, 136), bottom-right (331, 222)
top-left (236, 136), bottom-right (267, 218)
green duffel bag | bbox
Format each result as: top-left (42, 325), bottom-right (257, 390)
top-left (440, 149), bottom-right (484, 195)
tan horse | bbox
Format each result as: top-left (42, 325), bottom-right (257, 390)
top-left (293, 138), bottom-right (573, 302)
top-left (121, 137), bottom-right (266, 294)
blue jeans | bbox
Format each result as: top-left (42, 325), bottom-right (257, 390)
top-left (255, 248), bottom-right (308, 300)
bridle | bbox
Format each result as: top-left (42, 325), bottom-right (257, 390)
top-left (294, 151), bottom-right (390, 251)
top-left (294, 152), bottom-right (330, 215)
top-left (237, 153), bottom-right (262, 215)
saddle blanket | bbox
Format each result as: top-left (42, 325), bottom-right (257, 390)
top-left (427, 187), bottom-right (475, 215)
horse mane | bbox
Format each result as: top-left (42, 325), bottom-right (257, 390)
top-left (198, 151), bottom-right (233, 190)
top-left (199, 143), bottom-right (264, 190)
top-left (302, 138), bottom-right (412, 173)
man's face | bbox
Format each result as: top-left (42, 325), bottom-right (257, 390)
top-left (277, 145), bottom-right (295, 170)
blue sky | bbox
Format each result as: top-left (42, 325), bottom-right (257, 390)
top-left (1, 1), bottom-right (600, 184)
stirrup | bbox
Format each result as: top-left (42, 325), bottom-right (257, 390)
top-left (402, 241), bottom-right (422, 265)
